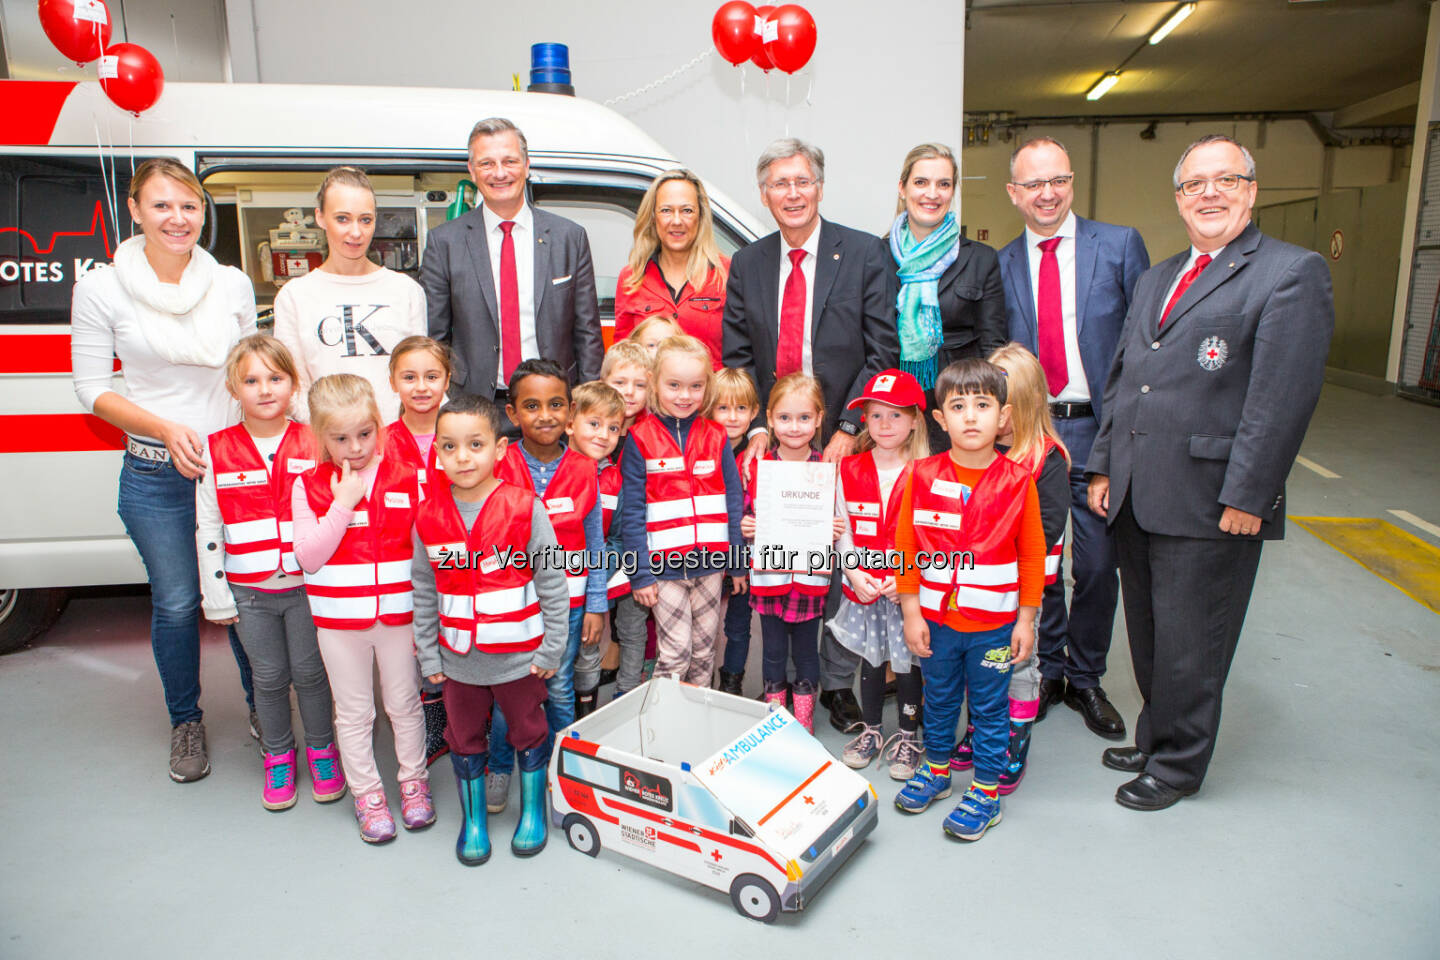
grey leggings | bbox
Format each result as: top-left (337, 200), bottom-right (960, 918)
top-left (612, 593), bottom-right (649, 695)
top-left (232, 585), bottom-right (334, 754)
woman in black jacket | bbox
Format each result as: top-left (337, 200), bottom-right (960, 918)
top-left (887, 143), bottom-right (1008, 451)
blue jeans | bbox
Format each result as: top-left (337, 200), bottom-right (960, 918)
top-left (117, 453), bottom-right (254, 727)
top-left (918, 621), bottom-right (1013, 783)
top-left (721, 585), bottom-right (752, 674)
top-left (489, 604), bottom-right (582, 773)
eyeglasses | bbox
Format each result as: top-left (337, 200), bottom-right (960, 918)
top-left (1009, 175), bottom-right (1073, 193)
top-left (765, 177), bottom-right (819, 194)
top-left (1177, 174), bottom-right (1253, 197)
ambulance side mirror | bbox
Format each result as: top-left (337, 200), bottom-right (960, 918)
top-left (729, 818), bottom-right (753, 838)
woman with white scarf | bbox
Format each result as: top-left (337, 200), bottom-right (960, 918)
top-left (888, 143), bottom-right (1009, 452)
top-left (71, 158), bottom-right (259, 784)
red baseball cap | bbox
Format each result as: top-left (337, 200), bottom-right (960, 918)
top-left (846, 369), bottom-right (927, 411)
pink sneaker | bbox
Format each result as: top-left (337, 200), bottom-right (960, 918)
top-left (306, 743), bottom-right (346, 803)
top-left (354, 790), bottom-right (396, 844)
top-left (399, 778), bottom-right (436, 830)
top-left (261, 749), bottom-right (297, 811)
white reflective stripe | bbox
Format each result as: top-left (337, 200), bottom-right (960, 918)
top-left (306, 593), bottom-right (377, 619)
top-left (440, 625), bottom-right (473, 655)
top-left (847, 501), bottom-right (880, 518)
top-left (224, 549), bottom-right (279, 575)
top-left (691, 493), bottom-right (727, 515)
top-left (567, 574), bottom-right (587, 599)
top-left (1044, 554), bottom-right (1061, 576)
top-left (693, 521), bottom-right (729, 545)
top-left (952, 586), bottom-right (1019, 613)
top-left (795, 572), bottom-right (831, 587)
top-left (439, 592), bottom-right (475, 619)
top-left (280, 551), bottom-right (299, 573)
top-left (475, 581), bottom-right (538, 617)
top-left (305, 563), bottom-right (376, 588)
top-left (913, 510), bottom-right (961, 530)
top-left (378, 591), bottom-right (413, 616)
top-left (606, 569), bottom-right (630, 591)
top-left (215, 470), bottom-right (267, 489)
top-left (1051, 533), bottom-right (1065, 551)
top-left (749, 570), bottom-right (789, 587)
top-left (647, 525), bottom-right (695, 552)
top-left (376, 559), bottom-right (412, 586)
top-left (474, 612), bottom-right (545, 649)
top-left (918, 585), bottom-right (948, 609)
top-left (966, 561), bottom-right (1019, 587)
top-left (223, 517), bottom-right (279, 545)
top-left (278, 521), bottom-right (295, 543)
top-left (646, 498), bottom-right (693, 523)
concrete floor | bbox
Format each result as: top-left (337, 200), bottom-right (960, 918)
top-left (1, 383), bottom-right (1437, 959)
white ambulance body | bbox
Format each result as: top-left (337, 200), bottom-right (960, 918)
top-left (550, 677), bottom-right (879, 922)
top-left (0, 79), bottom-right (764, 649)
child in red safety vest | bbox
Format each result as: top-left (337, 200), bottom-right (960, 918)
top-left (620, 334), bottom-right (745, 687)
top-left (829, 370), bottom-right (930, 778)
top-left (709, 367), bottom-right (758, 696)
top-left (739, 373), bottom-right (844, 733)
top-left (291, 373), bottom-right (431, 844)
top-left (382, 335), bottom-right (453, 767)
top-left (197, 335), bottom-right (343, 812)
top-left (951, 344), bottom-right (1072, 795)
top-left (627, 314), bottom-right (680, 357)
top-left (411, 393), bottom-right (571, 865)
top-left (893, 358), bottom-right (1047, 842)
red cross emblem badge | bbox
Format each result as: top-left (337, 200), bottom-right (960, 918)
top-left (1197, 336), bottom-right (1228, 371)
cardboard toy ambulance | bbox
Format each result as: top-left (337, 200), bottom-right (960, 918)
top-left (549, 677), bottom-right (879, 922)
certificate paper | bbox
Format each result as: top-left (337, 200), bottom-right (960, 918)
top-left (754, 460), bottom-right (836, 573)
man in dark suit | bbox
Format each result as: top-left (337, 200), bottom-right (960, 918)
top-left (999, 137), bottom-right (1149, 739)
top-left (421, 118), bottom-right (603, 414)
top-left (723, 137), bottom-right (899, 729)
top-left (1087, 135), bottom-right (1333, 810)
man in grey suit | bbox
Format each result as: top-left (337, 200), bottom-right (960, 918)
top-left (999, 137), bottom-right (1149, 740)
top-left (1087, 135), bottom-right (1334, 810)
top-left (421, 118), bottom-right (603, 412)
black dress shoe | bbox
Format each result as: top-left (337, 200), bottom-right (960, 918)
top-left (1064, 685), bottom-right (1126, 740)
top-left (1101, 745), bottom-right (1149, 773)
top-left (819, 688), bottom-right (862, 732)
top-left (1036, 677), bottom-right (1065, 722)
top-left (1115, 773), bottom-right (1197, 811)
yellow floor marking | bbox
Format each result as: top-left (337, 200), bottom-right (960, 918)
top-left (1291, 517), bottom-right (1440, 616)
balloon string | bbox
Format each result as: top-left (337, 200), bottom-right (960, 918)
top-left (785, 74), bottom-right (791, 137)
top-left (94, 119), bottom-right (118, 252)
top-left (604, 48), bottom-right (712, 107)
top-left (805, 74), bottom-right (813, 107)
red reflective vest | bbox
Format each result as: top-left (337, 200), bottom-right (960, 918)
top-left (416, 483), bottom-right (543, 656)
top-left (495, 445), bottom-right (597, 608)
top-left (1009, 437), bottom-right (1065, 586)
top-left (208, 421), bottom-right (316, 587)
top-left (909, 453), bottom-right (1029, 625)
top-left (384, 419), bottom-right (444, 496)
top-left (597, 462), bottom-right (630, 599)
top-left (630, 415), bottom-right (730, 558)
top-left (838, 451), bottom-right (912, 605)
top-left (745, 451), bottom-right (832, 598)
top-left (300, 457), bottom-right (419, 630)
top-left (613, 259), bottom-right (728, 368)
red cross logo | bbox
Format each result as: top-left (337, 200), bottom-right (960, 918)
top-left (237, 473), bottom-right (247, 481)
top-left (658, 459), bottom-right (668, 468)
top-left (1206, 348), bottom-right (1218, 360)
top-left (710, 849), bottom-right (722, 862)
top-left (803, 795), bottom-right (814, 805)
top-left (931, 512), bottom-right (941, 522)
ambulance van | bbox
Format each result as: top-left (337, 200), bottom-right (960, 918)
top-left (551, 677), bottom-right (880, 922)
top-left (0, 79), bottom-right (764, 651)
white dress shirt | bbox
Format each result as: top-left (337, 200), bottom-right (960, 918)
top-left (776, 223), bottom-right (821, 376)
top-left (1160, 244), bottom-right (1228, 323)
top-left (1024, 211), bottom-right (1088, 403)
top-left (482, 201), bottom-right (537, 388)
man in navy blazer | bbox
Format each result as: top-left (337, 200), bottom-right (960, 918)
top-left (998, 137), bottom-right (1149, 739)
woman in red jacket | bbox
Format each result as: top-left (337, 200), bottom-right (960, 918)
top-left (614, 169), bottom-right (730, 368)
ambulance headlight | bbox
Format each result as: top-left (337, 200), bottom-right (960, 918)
top-left (785, 859), bottom-right (803, 882)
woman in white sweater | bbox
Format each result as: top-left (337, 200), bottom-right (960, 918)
top-left (70, 158), bottom-right (258, 784)
top-left (272, 167), bottom-right (426, 422)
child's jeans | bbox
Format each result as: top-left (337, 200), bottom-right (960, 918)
top-left (759, 613), bottom-right (820, 695)
top-left (611, 593), bottom-right (649, 695)
top-left (918, 621), bottom-right (1014, 784)
top-left (489, 604), bottom-right (583, 774)
top-left (721, 582), bottom-right (752, 675)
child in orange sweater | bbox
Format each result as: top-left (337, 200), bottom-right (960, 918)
top-left (893, 358), bottom-right (1045, 842)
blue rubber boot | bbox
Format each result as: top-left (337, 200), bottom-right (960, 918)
top-left (450, 752), bottom-right (491, 866)
top-left (511, 746), bottom-right (549, 857)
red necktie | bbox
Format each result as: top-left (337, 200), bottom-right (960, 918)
top-left (776, 248), bottom-right (806, 378)
top-left (1160, 254), bottom-right (1212, 329)
top-left (499, 220), bottom-right (521, 381)
top-left (1036, 237), bottom-right (1069, 398)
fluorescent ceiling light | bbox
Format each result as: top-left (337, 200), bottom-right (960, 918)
top-left (1148, 3), bottom-right (1197, 45)
top-left (1086, 72), bottom-right (1121, 101)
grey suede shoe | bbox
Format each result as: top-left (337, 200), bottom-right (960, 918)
top-left (486, 771), bottom-right (510, 814)
top-left (169, 721), bottom-right (211, 783)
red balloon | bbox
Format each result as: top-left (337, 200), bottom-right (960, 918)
top-left (712, 2), bottom-right (759, 66)
top-left (749, 5), bottom-right (776, 72)
top-left (99, 43), bottom-right (164, 115)
top-left (764, 5), bottom-right (817, 74)
top-left (37, 0), bottom-right (112, 65)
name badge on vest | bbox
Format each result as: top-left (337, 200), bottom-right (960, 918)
top-left (545, 497), bottom-right (574, 515)
top-left (286, 458), bottom-right (315, 474)
top-left (693, 459), bottom-right (716, 476)
top-left (848, 501), bottom-right (879, 518)
top-left (854, 519), bottom-right (878, 537)
top-left (416, 470), bottom-right (427, 484)
top-left (215, 470), bottom-right (267, 489)
top-left (600, 494), bottom-right (618, 510)
top-left (427, 542), bottom-right (466, 565)
top-left (930, 479), bottom-right (964, 500)
top-left (480, 554), bottom-right (502, 574)
top-left (914, 509), bottom-right (961, 531)
top-left (347, 510), bottom-right (370, 528)
top-left (645, 457), bottom-right (684, 474)
top-left (384, 492), bottom-right (410, 509)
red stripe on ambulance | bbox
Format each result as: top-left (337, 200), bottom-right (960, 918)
top-left (0, 334), bottom-right (119, 374)
top-left (0, 81), bottom-right (78, 146)
top-left (0, 414), bottom-right (125, 453)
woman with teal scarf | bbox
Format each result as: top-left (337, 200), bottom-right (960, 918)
top-left (888, 143), bottom-right (1008, 451)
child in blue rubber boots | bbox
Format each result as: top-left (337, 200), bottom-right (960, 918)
top-left (893, 359), bottom-right (1046, 841)
top-left (411, 394), bottom-right (571, 865)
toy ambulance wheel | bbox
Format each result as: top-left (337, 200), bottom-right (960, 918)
top-left (563, 814), bottom-right (600, 857)
top-left (729, 874), bottom-right (780, 923)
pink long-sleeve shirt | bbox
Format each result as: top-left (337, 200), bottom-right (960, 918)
top-left (290, 462), bottom-right (380, 573)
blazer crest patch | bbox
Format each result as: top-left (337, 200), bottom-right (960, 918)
top-left (1197, 336), bottom-right (1228, 371)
